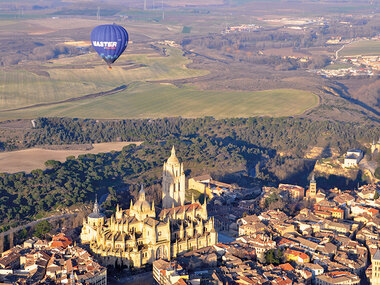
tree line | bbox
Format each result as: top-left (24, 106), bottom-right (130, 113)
top-left (24, 117), bottom-right (379, 156)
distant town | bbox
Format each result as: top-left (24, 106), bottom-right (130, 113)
top-left (216, 17), bottom-right (380, 79)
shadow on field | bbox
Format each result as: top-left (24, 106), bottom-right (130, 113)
top-left (0, 85), bottom-right (128, 112)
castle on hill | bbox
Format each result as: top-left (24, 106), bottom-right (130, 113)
top-left (80, 146), bottom-right (218, 268)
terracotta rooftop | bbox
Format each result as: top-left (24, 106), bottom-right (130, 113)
top-left (279, 263), bottom-right (294, 272)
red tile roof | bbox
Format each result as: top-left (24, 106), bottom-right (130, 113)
top-left (50, 233), bottom-right (72, 249)
top-left (279, 263), bottom-right (295, 272)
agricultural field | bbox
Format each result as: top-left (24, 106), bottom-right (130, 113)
top-left (324, 63), bottom-right (353, 70)
top-left (0, 38), bottom-right (319, 120)
top-left (0, 141), bottom-right (142, 173)
top-left (0, 1), bottom-right (377, 123)
top-left (339, 40), bottom-right (380, 57)
top-left (0, 46), bottom-right (208, 111)
top-left (0, 83), bottom-right (318, 120)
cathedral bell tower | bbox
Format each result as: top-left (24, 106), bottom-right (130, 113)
top-left (309, 174), bottom-right (317, 198)
top-left (162, 146), bottom-right (186, 209)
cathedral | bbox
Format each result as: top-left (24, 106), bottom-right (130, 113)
top-left (80, 147), bottom-right (218, 268)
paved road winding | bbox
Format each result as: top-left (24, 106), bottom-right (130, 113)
top-left (0, 213), bottom-right (75, 238)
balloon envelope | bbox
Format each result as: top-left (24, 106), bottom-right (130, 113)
top-left (91, 24), bottom-right (129, 66)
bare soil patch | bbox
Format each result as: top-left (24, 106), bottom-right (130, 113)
top-left (304, 146), bottom-right (339, 159)
top-left (38, 144), bottom-right (93, 151)
top-left (0, 141), bottom-right (142, 173)
top-left (0, 119), bottom-right (33, 129)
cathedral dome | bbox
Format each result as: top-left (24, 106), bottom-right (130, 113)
top-left (88, 212), bottom-right (105, 219)
top-left (88, 197), bottom-right (105, 219)
top-left (167, 146), bottom-right (179, 164)
top-left (134, 200), bottom-right (151, 212)
top-left (133, 185), bottom-right (152, 212)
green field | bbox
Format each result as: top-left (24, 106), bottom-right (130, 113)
top-left (324, 63), bottom-right (352, 70)
top-left (0, 82), bottom-right (318, 119)
top-left (0, 47), bottom-right (207, 110)
top-left (339, 40), bottom-right (380, 57)
top-left (0, 45), bottom-right (318, 120)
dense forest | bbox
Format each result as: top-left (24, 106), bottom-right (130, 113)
top-left (0, 116), bottom-right (378, 230)
top-left (24, 117), bottom-right (378, 155)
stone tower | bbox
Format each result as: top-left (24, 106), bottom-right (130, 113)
top-left (162, 146), bottom-right (186, 209)
top-left (309, 174), bottom-right (317, 198)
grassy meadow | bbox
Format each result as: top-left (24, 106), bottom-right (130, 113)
top-left (0, 43), bottom-right (319, 119)
top-left (0, 82), bottom-right (318, 119)
top-left (0, 47), bottom-right (207, 110)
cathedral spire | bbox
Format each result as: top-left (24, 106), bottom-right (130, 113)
top-left (203, 195), bottom-right (207, 207)
top-left (202, 197), bottom-right (208, 220)
top-left (93, 195), bottom-right (100, 215)
top-left (167, 146), bottom-right (179, 164)
top-left (139, 184), bottom-right (146, 201)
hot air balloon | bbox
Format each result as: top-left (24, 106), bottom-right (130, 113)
top-left (91, 24), bottom-right (129, 69)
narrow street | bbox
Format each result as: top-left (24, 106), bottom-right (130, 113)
top-left (109, 271), bottom-right (154, 285)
